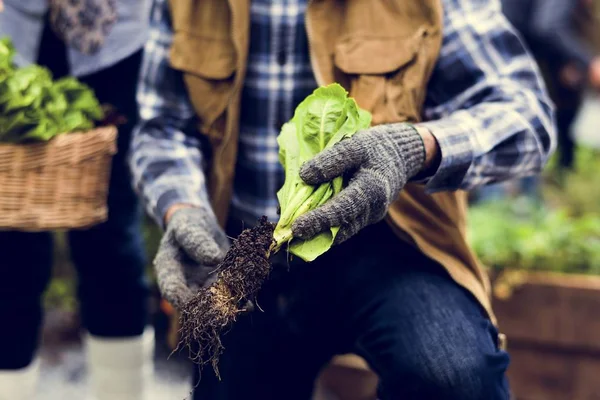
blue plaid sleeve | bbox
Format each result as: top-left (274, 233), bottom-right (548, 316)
top-left (417, 0), bottom-right (556, 192)
top-left (130, 0), bottom-right (211, 228)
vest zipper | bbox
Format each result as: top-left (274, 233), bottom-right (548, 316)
top-left (305, 0), bottom-right (325, 86)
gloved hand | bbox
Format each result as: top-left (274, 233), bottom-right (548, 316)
top-left (154, 207), bottom-right (229, 310)
top-left (292, 123), bottom-right (425, 244)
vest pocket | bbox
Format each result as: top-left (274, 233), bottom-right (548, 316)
top-left (333, 28), bottom-right (427, 125)
top-left (169, 32), bottom-right (237, 141)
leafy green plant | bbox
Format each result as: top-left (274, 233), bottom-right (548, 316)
top-left (44, 277), bottom-right (77, 313)
top-left (542, 146), bottom-right (600, 216)
top-left (177, 84), bottom-right (373, 371)
top-left (0, 37), bottom-right (103, 143)
top-left (273, 83), bottom-right (371, 261)
top-left (468, 199), bottom-right (600, 275)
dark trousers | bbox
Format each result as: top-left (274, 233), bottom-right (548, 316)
top-left (556, 102), bottom-right (580, 170)
top-left (0, 25), bottom-right (148, 369)
top-left (544, 62), bottom-right (582, 171)
top-left (193, 221), bottom-right (511, 400)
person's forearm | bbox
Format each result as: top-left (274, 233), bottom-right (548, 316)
top-left (130, 121), bottom-right (211, 228)
top-left (132, 0), bottom-right (211, 228)
top-left (418, 85), bottom-right (554, 192)
top-left (417, 0), bottom-right (556, 192)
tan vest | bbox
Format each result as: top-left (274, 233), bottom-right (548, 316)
top-left (168, 0), bottom-right (496, 325)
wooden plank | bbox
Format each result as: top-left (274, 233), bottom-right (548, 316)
top-left (507, 344), bottom-right (600, 400)
top-left (493, 271), bottom-right (600, 352)
top-left (494, 272), bottom-right (600, 400)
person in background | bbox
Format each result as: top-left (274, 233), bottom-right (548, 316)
top-left (0, 1), bottom-right (152, 399)
top-left (473, 0), bottom-right (599, 203)
top-left (504, 0), bottom-right (600, 167)
top-left (131, 0), bottom-right (555, 398)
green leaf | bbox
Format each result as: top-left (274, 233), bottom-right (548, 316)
top-left (20, 120), bottom-right (61, 141)
top-left (60, 110), bottom-right (94, 133)
top-left (42, 89), bottom-right (69, 116)
top-left (273, 83), bottom-right (372, 262)
top-left (289, 226), bottom-right (340, 262)
top-left (54, 77), bottom-right (104, 120)
top-left (0, 36), bottom-right (16, 75)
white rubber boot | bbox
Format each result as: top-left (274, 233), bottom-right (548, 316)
top-left (86, 328), bottom-right (155, 400)
top-left (0, 358), bottom-right (40, 400)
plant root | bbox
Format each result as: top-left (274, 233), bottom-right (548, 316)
top-left (177, 217), bottom-right (275, 377)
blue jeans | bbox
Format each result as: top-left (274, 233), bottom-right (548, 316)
top-left (193, 221), bottom-right (511, 399)
top-left (0, 48), bottom-right (148, 369)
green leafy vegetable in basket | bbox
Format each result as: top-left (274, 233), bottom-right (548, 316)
top-left (0, 37), bottom-right (103, 143)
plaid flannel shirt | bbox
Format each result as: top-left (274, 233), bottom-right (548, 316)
top-left (131, 0), bottom-right (555, 229)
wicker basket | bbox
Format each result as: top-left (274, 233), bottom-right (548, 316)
top-left (0, 126), bottom-right (118, 231)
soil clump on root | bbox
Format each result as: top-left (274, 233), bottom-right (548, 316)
top-left (177, 217), bottom-right (275, 376)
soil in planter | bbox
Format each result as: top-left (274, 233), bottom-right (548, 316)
top-left (177, 217), bottom-right (275, 376)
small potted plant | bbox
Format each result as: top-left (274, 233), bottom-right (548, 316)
top-left (0, 37), bottom-right (116, 231)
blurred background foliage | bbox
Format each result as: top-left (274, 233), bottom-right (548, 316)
top-left (469, 145), bottom-right (600, 276)
top-left (543, 145), bottom-right (600, 216)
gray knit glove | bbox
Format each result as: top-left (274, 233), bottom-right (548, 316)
top-left (292, 123), bottom-right (425, 244)
top-left (154, 207), bottom-right (229, 310)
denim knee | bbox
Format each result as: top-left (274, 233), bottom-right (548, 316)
top-left (428, 349), bottom-right (509, 400)
top-left (379, 342), bottom-right (510, 400)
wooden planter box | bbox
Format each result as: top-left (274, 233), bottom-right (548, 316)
top-left (493, 270), bottom-right (600, 400)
